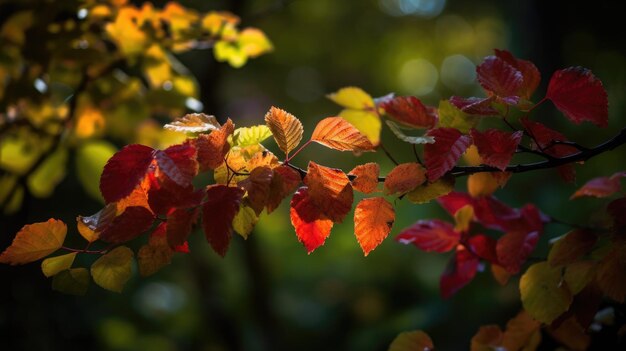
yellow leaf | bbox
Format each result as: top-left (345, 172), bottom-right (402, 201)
top-left (214, 40), bottom-right (247, 68)
top-left (311, 117), bottom-right (374, 152)
top-left (520, 262), bottom-right (573, 324)
top-left (454, 205), bottom-right (474, 232)
top-left (354, 197), bottom-right (395, 256)
top-left (76, 141), bottom-right (117, 202)
top-left (406, 177), bottom-right (455, 204)
top-left (0, 219), bottom-right (67, 265)
top-left (264, 106), bottom-right (303, 155)
top-left (438, 100), bottom-right (478, 133)
top-left (52, 268), bottom-right (90, 296)
top-left (328, 87), bottom-right (375, 110)
top-left (27, 147), bottom-right (67, 198)
top-left (339, 109), bottom-right (382, 146)
top-left (91, 246), bottom-right (134, 293)
top-left (41, 252), bottom-right (77, 277)
top-left (231, 125), bottom-right (273, 147)
top-left (77, 218), bottom-right (99, 243)
top-left (388, 330), bottom-right (434, 351)
top-left (233, 204), bottom-right (258, 239)
top-left (239, 27), bottom-right (273, 57)
top-left (564, 261), bottom-right (596, 295)
top-left (105, 7), bottom-right (148, 56)
top-left (164, 113), bottom-right (220, 133)
top-left (468, 172), bottom-right (511, 197)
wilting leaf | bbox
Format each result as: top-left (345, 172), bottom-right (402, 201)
top-left (388, 330), bottom-right (434, 351)
top-left (0, 219), bottom-right (67, 265)
top-left (348, 163), bottom-right (380, 194)
top-left (41, 252), bottom-right (77, 278)
top-left (406, 177), bottom-right (455, 204)
top-left (520, 261), bottom-right (573, 324)
top-left (290, 187), bottom-right (334, 254)
top-left (52, 268), bottom-right (90, 296)
top-left (440, 246), bottom-right (480, 298)
top-left (264, 106), bottom-right (303, 155)
top-left (99, 144), bottom-right (155, 203)
top-left (266, 165), bottom-right (301, 213)
top-left (138, 224), bottom-right (173, 277)
top-left (547, 67), bottom-right (608, 127)
top-left (570, 171), bottom-right (625, 199)
top-left (91, 246), bottom-right (134, 293)
top-left (381, 96), bottom-right (437, 129)
top-left (548, 229), bottom-right (597, 267)
top-left (202, 185), bottom-right (244, 257)
top-left (77, 217), bottom-right (99, 243)
top-left (327, 86), bottom-right (375, 110)
top-left (470, 129), bottom-right (523, 171)
top-left (424, 128), bottom-right (471, 181)
top-left (196, 119), bottom-right (234, 171)
top-left (383, 163), bottom-right (426, 195)
top-left (311, 117), bottom-right (375, 152)
top-left (396, 219), bottom-right (460, 253)
top-left (354, 197), bottom-right (395, 256)
top-left (164, 113), bottom-right (220, 133)
top-left (303, 162), bottom-right (353, 223)
top-left (385, 120), bottom-right (435, 144)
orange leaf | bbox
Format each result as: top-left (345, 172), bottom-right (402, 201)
top-left (384, 163), bottom-right (426, 195)
top-left (304, 161), bottom-right (353, 223)
top-left (348, 163), bottom-right (380, 194)
top-left (238, 166), bottom-right (273, 214)
top-left (266, 165), bottom-right (301, 213)
top-left (471, 325), bottom-right (503, 351)
top-left (196, 119), bottom-right (234, 171)
top-left (354, 197), bottom-right (395, 256)
top-left (0, 219), bottom-right (67, 265)
top-left (491, 264), bottom-right (511, 285)
top-left (547, 316), bottom-right (590, 351)
top-left (501, 310), bottom-right (541, 351)
top-left (467, 172), bottom-right (511, 197)
top-left (290, 187), bottom-right (333, 254)
top-left (264, 106), bottom-right (303, 155)
top-left (311, 117), bottom-right (374, 152)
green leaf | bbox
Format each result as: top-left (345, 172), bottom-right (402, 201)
top-left (76, 141), bottom-right (117, 202)
top-left (27, 147), bottom-right (68, 198)
top-left (385, 120), bottom-right (435, 144)
top-left (233, 204), bottom-right (259, 239)
top-left (231, 125), bottom-right (272, 147)
top-left (520, 261), bottom-right (573, 324)
top-left (41, 252), bottom-right (77, 277)
top-left (388, 330), bottom-right (434, 351)
top-left (438, 100), bottom-right (478, 134)
top-left (91, 246), bottom-right (134, 293)
top-left (52, 268), bottom-right (90, 296)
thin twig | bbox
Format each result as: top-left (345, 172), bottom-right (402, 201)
top-left (379, 142), bottom-right (399, 165)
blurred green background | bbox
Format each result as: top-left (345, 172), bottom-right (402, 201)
top-left (2, 0), bottom-right (626, 350)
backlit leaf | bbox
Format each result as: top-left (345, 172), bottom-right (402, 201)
top-left (166, 207), bottom-right (199, 248)
top-left (238, 166), bottom-right (273, 214)
top-left (304, 162), bottom-right (353, 223)
top-left (311, 117), bottom-right (375, 152)
top-left (468, 172), bottom-right (511, 197)
top-left (233, 204), bottom-right (258, 239)
top-left (0, 219), bottom-right (66, 265)
top-left (202, 185), bottom-right (244, 257)
top-left (290, 187), bottom-right (334, 254)
top-left (386, 120), bottom-right (435, 144)
top-left (327, 86), bottom-right (375, 110)
top-left (388, 330), bottom-right (434, 351)
top-left (91, 246), bottom-right (134, 293)
top-left (266, 165), bottom-right (301, 213)
top-left (448, 96), bottom-right (499, 117)
top-left (548, 229), bottom-right (597, 267)
top-left (231, 125), bottom-right (272, 147)
top-left (99, 144), bottom-right (155, 203)
top-left (339, 109), bottom-right (382, 146)
top-left (354, 197), bottom-right (395, 256)
top-left (138, 223), bottom-right (173, 277)
top-left (424, 128), bottom-right (471, 181)
top-left (570, 171), bottom-right (625, 199)
top-left (164, 113), bottom-right (220, 133)
top-left (494, 49), bottom-right (541, 99)
top-left (41, 252), bottom-right (77, 278)
top-left (99, 206), bottom-right (155, 244)
top-left (520, 261), bottom-right (573, 324)
top-left (407, 177), bottom-right (455, 204)
top-left (264, 106), bottom-right (303, 155)
top-left (154, 142), bottom-right (198, 187)
top-left (440, 246), bottom-right (480, 298)
top-left (547, 67), bottom-right (608, 127)
top-left (348, 163), bottom-right (380, 194)
top-left (52, 268), bottom-right (90, 296)
top-left (454, 205), bottom-right (474, 233)
top-left (77, 217), bottom-right (99, 243)
top-left (196, 119), bottom-right (234, 171)
top-left (470, 129), bottom-right (523, 171)
top-left (384, 163), bottom-right (426, 195)
top-left (476, 55), bottom-right (523, 103)
top-left (396, 219), bottom-right (460, 253)
top-left (381, 96), bottom-right (437, 129)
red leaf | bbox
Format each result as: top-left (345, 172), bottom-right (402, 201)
top-left (440, 246), bottom-right (479, 298)
top-left (99, 144), bottom-right (155, 203)
top-left (196, 119), bottom-right (234, 171)
top-left (494, 49), bottom-right (541, 99)
top-left (476, 56), bottom-right (523, 103)
top-left (496, 230), bottom-right (540, 274)
top-left (396, 219), bottom-right (460, 253)
top-left (571, 172), bottom-right (625, 199)
top-left (290, 187), bottom-right (333, 254)
top-left (381, 96), bottom-right (437, 129)
top-left (608, 197), bottom-right (626, 231)
top-left (437, 191), bottom-right (473, 215)
top-left (354, 197), bottom-right (395, 256)
top-left (449, 96), bottom-right (499, 116)
top-left (547, 67), bottom-right (608, 127)
top-left (470, 129), bottom-right (523, 171)
top-left (468, 234), bottom-right (498, 263)
top-left (167, 208), bottom-right (199, 249)
top-left (148, 181), bottom-right (204, 215)
top-left (154, 142), bottom-right (198, 187)
top-left (266, 165), bottom-right (301, 213)
top-left (202, 185), bottom-right (244, 257)
top-left (99, 206), bottom-right (155, 243)
top-left (424, 128), bottom-right (471, 181)
top-left (303, 162), bottom-right (353, 223)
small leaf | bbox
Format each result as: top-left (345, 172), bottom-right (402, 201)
top-left (231, 125), bottom-right (273, 147)
top-left (547, 67), bottom-right (608, 127)
top-left (547, 316), bottom-right (591, 351)
top-left (440, 246), bottom-right (480, 298)
top-left (454, 205), bottom-right (474, 233)
top-left (406, 177), bottom-right (455, 204)
top-left (521, 118), bottom-right (577, 182)
top-left (384, 163), bottom-right (426, 195)
top-left (233, 204), bottom-right (258, 239)
top-left (349, 163), bottom-right (380, 194)
top-left (386, 120), bottom-right (435, 144)
top-left (388, 330), bottom-right (434, 351)
top-left (564, 261), bottom-right (596, 295)
top-left (0, 219), bottom-right (67, 265)
top-left (290, 187), bottom-right (334, 254)
top-left (548, 229), bottom-right (597, 267)
top-left (52, 268), bottom-right (90, 296)
top-left (327, 86), bottom-right (375, 110)
top-left (264, 106), bottom-right (303, 155)
top-left (196, 119), bottom-right (235, 171)
top-left (77, 218), bottom-right (99, 243)
top-left (164, 113), bottom-right (220, 133)
top-left (354, 197), bottom-right (395, 256)
top-left (570, 171), bottom-right (625, 199)
top-left (202, 185), bottom-right (245, 257)
top-left (99, 144), bottom-right (155, 203)
top-left (494, 49), bottom-right (541, 99)
top-left (396, 219), bottom-right (460, 253)
top-left (154, 142), bottom-right (198, 188)
top-left (304, 162), bottom-right (353, 223)
top-left (470, 129), bottom-right (523, 171)
top-left (311, 117), bottom-right (375, 152)
top-left (41, 252), bottom-right (77, 277)
top-left (381, 96), bottom-right (437, 129)
top-left (424, 128), bottom-right (471, 181)
top-left (91, 246), bottom-right (134, 293)
top-left (520, 261), bottom-right (573, 324)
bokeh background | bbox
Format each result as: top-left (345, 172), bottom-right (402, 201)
top-left (2, 0), bottom-right (626, 350)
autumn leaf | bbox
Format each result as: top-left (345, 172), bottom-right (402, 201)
top-left (264, 106), bottom-right (303, 155)
top-left (396, 219), bottom-right (460, 253)
top-left (232, 204), bottom-right (258, 239)
top-left (383, 163), bottom-right (426, 195)
top-left (494, 49), bottom-right (541, 100)
top-left (570, 171), bottom-right (625, 199)
top-left (231, 125), bottom-right (272, 147)
top-left (501, 310), bottom-right (541, 351)
top-left (99, 206), bottom-right (155, 244)
top-left (468, 172), bottom-right (511, 197)
top-left (266, 165), bottom-right (301, 213)
top-left (41, 252), bottom-right (77, 278)
top-left (99, 144), bottom-right (155, 203)
top-left (496, 230), bottom-right (540, 274)
top-left (406, 177), bottom-right (454, 205)
top-left (154, 142), bottom-right (198, 187)
top-left (202, 185), bottom-right (244, 257)
top-left (470, 129), bottom-right (523, 171)
top-left (438, 99), bottom-right (481, 134)
top-left (327, 86), bottom-right (375, 110)
top-left (339, 109), bottom-right (382, 146)
top-left (164, 113), bottom-right (220, 133)
top-left (238, 166), bottom-right (273, 214)
top-left (547, 316), bottom-right (591, 351)
top-left (448, 96), bottom-right (499, 116)
top-left (303, 162), bottom-right (353, 223)
top-left (440, 246), bottom-right (480, 298)
top-left (166, 207), bottom-right (198, 248)
top-left (311, 117), bottom-right (375, 152)
top-left (476, 55), bottom-right (523, 104)
top-left (424, 127), bottom-right (471, 181)
top-left (596, 244), bottom-right (626, 302)
top-left (437, 191), bottom-right (474, 216)
top-left (520, 261), bottom-right (573, 324)
top-left (348, 163), bottom-right (380, 194)
top-left (138, 223), bottom-right (173, 276)
top-left (290, 187), bottom-right (334, 254)
top-left (91, 246), bottom-right (134, 293)
top-left (471, 325), bottom-right (503, 351)
top-left (564, 261), bottom-right (596, 295)
top-left (196, 119), bottom-right (235, 171)
top-left (547, 67), bottom-right (608, 127)
top-left (491, 264), bottom-right (510, 286)
top-left (354, 197), bottom-right (395, 256)
top-left (548, 229), bottom-right (597, 267)
top-left (388, 330), bottom-right (434, 351)
top-left (380, 96), bottom-right (437, 129)
top-left (454, 205), bottom-right (474, 233)
top-left (0, 219), bottom-right (67, 265)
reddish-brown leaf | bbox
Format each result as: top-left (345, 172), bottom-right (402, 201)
top-left (468, 234), bottom-right (498, 263)
top-left (396, 219), bottom-right (460, 253)
top-left (311, 117), bottom-right (375, 152)
top-left (470, 129), bottom-right (523, 171)
top-left (547, 67), bottom-right (608, 127)
top-left (596, 244), bottom-right (626, 302)
top-left (571, 171), bottom-right (625, 199)
top-left (468, 172), bottom-right (512, 197)
top-left (201, 185), bottom-right (244, 257)
top-left (548, 316), bottom-right (591, 351)
top-left (166, 208), bottom-right (199, 249)
top-left (424, 128), bottom-right (471, 181)
top-left (608, 197), bottom-right (626, 231)
top-left (238, 166), bottom-right (273, 214)
top-left (196, 119), bottom-right (235, 171)
top-left (471, 325), bottom-right (504, 351)
top-left (99, 206), bottom-right (155, 243)
top-left (440, 246), bottom-right (480, 298)
top-left (303, 161), bottom-right (353, 223)
top-left (147, 180), bottom-right (204, 215)
top-left (384, 163), bottom-right (426, 195)
top-left (266, 165), bottom-right (301, 213)
top-left (154, 142), bottom-right (198, 187)
top-left (496, 230), bottom-right (540, 273)
top-left (501, 310), bottom-right (541, 351)
top-left (449, 96), bottom-right (499, 116)
top-left (548, 229), bottom-right (597, 267)
top-left (476, 55), bottom-right (523, 103)
top-left (100, 144), bottom-right (155, 203)
top-left (494, 49), bottom-right (541, 99)
top-left (290, 187), bottom-right (334, 254)
top-left (354, 197), bottom-right (395, 256)
top-left (380, 96), bottom-right (437, 129)
top-left (348, 163), bottom-right (380, 194)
